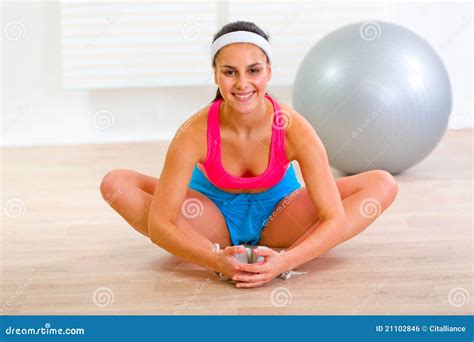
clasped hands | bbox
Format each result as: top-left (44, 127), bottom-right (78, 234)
top-left (214, 245), bottom-right (289, 288)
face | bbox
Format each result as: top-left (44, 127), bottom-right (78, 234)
top-left (213, 43), bottom-right (272, 113)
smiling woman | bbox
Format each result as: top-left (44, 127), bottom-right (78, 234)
top-left (210, 21), bottom-right (272, 104)
top-left (100, 20), bottom-right (399, 289)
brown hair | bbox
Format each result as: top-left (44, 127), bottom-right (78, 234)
top-left (211, 21), bottom-right (272, 102)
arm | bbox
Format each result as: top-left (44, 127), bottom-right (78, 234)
top-left (232, 114), bottom-right (346, 288)
top-left (147, 124), bottom-right (220, 272)
top-left (283, 114), bottom-right (346, 271)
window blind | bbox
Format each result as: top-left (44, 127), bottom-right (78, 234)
top-left (60, 1), bottom-right (218, 89)
top-left (60, 1), bottom-right (388, 89)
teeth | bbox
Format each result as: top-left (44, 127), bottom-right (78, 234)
top-left (234, 92), bottom-right (254, 99)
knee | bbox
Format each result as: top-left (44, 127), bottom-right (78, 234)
top-left (371, 170), bottom-right (399, 203)
top-left (99, 169), bottom-right (130, 201)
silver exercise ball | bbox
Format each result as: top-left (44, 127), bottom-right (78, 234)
top-left (293, 21), bottom-right (452, 175)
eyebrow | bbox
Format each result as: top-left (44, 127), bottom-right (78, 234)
top-left (220, 63), bottom-right (263, 69)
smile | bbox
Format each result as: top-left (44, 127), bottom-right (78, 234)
top-left (233, 91), bottom-right (256, 102)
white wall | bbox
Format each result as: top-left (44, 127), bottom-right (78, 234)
top-left (1, 1), bottom-right (472, 147)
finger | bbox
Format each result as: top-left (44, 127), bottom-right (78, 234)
top-left (232, 272), bottom-right (267, 283)
top-left (252, 247), bottom-right (275, 257)
top-left (236, 280), bottom-right (268, 288)
top-left (224, 245), bottom-right (245, 256)
top-left (233, 271), bottom-right (256, 277)
top-left (237, 263), bottom-right (266, 274)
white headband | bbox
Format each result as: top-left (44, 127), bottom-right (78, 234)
top-left (210, 30), bottom-right (272, 65)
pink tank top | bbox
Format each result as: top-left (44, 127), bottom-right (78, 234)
top-left (202, 94), bottom-right (290, 189)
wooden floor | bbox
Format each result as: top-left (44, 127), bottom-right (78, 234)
top-left (1, 129), bottom-right (472, 315)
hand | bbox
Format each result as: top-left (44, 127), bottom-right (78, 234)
top-left (231, 247), bottom-right (288, 288)
top-left (215, 245), bottom-right (254, 280)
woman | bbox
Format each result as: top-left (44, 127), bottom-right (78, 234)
top-left (100, 21), bottom-right (398, 288)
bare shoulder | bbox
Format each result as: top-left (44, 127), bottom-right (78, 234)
top-left (171, 103), bottom-right (211, 163)
top-left (279, 102), bottom-right (321, 161)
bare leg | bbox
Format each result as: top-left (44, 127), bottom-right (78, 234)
top-left (259, 170), bottom-right (399, 249)
top-left (99, 169), bottom-right (232, 248)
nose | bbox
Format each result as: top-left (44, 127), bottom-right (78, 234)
top-left (235, 73), bottom-right (250, 89)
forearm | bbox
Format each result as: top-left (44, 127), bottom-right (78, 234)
top-left (148, 220), bottom-right (219, 272)
top-left (283, 218), bottom-right (345, 271)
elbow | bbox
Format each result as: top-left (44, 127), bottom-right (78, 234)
top-left (334, 203), bottom-right (346, 227)
top-left (324, 209), bottom-right (345, 227)
top-left (147, 222), bottom-right (158, 245)
top-left (323, 213), bottom-right (346, 234)
top-left (332, 214), bottom-right (346, 240)
top-left (333, 215), bottom-right (346, 231)
top-left (147, 217), bottom-right (165, 245)
top-left (338, 211), bottom-right (346, 226)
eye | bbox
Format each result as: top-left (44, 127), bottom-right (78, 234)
top-left (250, 68), bottom-right (260, 73)
top-left (224, 70), bottom-right (235, 76)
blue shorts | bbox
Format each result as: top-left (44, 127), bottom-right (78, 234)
top-left (188, 163), bottom-right (302, 246)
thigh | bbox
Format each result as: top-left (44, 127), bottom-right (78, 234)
top-left (101, 169), bottom-right (232, 247)
top-left (123, 169), bottom-right (161, 195)
top-left (258, 172), bottom-right (366, 248)
top-left (177, 188), bottom-right (232, 247)
top-left (101, 168), bottom-right (160, 197)
top-left (258, 187), bottom-right (318, 247)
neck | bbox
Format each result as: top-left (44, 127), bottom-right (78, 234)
top-left (220, 97), bottom-right (270, 136)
